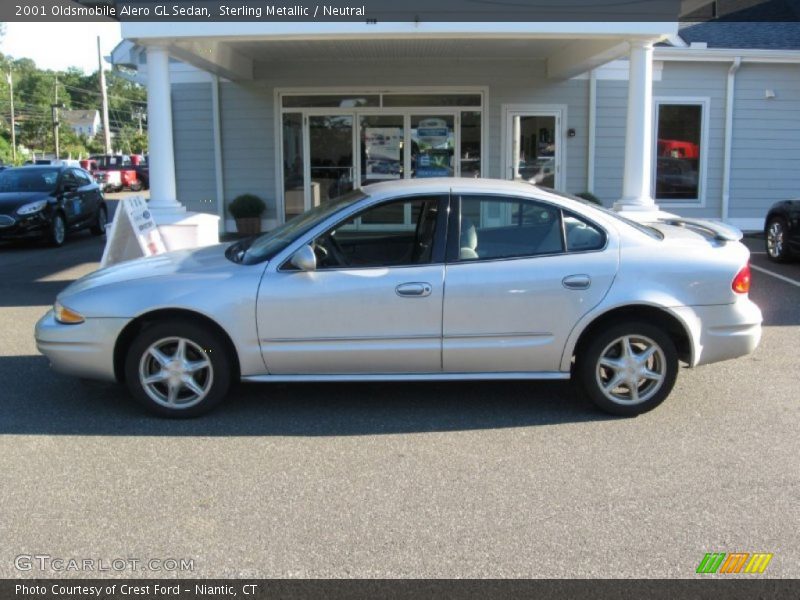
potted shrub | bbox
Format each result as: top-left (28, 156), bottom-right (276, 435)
top-left (229, 193), bottom-right (266, 235)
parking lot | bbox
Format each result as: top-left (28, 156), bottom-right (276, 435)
top-left (0, 216), bottom-right (798, 578)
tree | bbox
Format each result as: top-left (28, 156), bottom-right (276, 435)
top-left (0, 52), bottom-right (146, 158)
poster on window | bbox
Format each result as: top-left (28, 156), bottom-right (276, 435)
top-left (365, 127), bottom-right (402, 180)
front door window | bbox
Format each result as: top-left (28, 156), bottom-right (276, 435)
top-left (311, 195), bottom-right (443, 269)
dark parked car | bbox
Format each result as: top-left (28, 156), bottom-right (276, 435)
top-left (0, 165), bottom-right (107, 247)
top-left (764, 199), bottom-right (800, 262)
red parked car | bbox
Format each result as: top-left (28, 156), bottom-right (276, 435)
top-left (89, 154), bottom-right (145, 192)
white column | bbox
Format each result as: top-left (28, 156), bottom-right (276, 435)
top-left (614, 41), bottom-right (656, 213)
top-left (146, 45), bottom-right (183, 214)
top-left (511, 115), bottom-right (521, 179)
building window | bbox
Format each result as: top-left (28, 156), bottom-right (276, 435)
top-left (279, 89), bottom-right (484, 223)
top-left (653, 100), bottom-right (707, 202)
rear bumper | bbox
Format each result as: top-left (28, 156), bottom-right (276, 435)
top-left (673, 298), bottom-right (762, 367)
top-left (35, 310), bottom-right (130, 382)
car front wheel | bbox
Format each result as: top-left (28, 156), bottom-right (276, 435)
top-left (124, 320), bottom-right (232, 417)
top-left (577, 322), bottom-right (678, 416)
top-left (90, 205), bottom-right (107, 236)
top-left (48, 212), bottom-right (66, 247)
top-left (766, 217), bottom-right (791, 262)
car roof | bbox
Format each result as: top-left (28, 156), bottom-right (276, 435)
top-left (361, 177), bottom-right (571, 204)
top-left (364, 177), bottom-right (520, 193)
top-left (11, 165), bottom-right (66, 170)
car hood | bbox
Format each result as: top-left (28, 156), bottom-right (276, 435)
top-left (0, 191), bottom-right (52, 213)
top-left (60, 244), bottom-right (236, 299)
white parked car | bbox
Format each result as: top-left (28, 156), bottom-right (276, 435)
top-left (35, 178), bottom-right (762, 417)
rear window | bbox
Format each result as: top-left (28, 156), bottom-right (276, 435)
top-left (547, 188), bottom-right (664, 240)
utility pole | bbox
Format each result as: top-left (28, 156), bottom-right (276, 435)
top-left (132, 107), bottom-right (146, 134)
top-left (98, 36), bottom-right (112, 154)
top-left (52, 75), bottom-right (60, 159)
top-left (6, 71), bottom-right (15, 163)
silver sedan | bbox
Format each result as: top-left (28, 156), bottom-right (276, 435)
top-left (35, 179), bottom-right (762, 417)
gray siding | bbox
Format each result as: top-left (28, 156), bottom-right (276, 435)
top-left (729, 63), bottom-right (800, 219)
top-left (593, 79), bottom-right (627, 205)
top-left (171, 83), bottom-right (218, 214)
top-left (219, 83), bottom-right (276, 219)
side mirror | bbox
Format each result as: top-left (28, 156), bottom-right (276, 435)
top-left (62, 182), bottom-right (78, 194)
top-left (290, 244), bottom-right (317, 272)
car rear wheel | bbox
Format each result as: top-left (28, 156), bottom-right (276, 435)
top-left (48, 212), bottom-right (66, 247)
top-left (577, 322), bottom-right (678, 416)
top-left (124, 320), bottom-right (232, 418)
top-left (129, 181), bottom-right (143, 192)
top-left (766, 217), bottom-right (791, 262)
top-left (90, 205), bottom-right (107, 236)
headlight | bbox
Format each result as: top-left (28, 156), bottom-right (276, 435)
top-left (54, 301), bottom-right (84, 324)
top-left (17, 200), bottom-right (47, 216)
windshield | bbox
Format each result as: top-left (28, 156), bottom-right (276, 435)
top-left (238, 190), bottom-right (368, 265)
top-left (0, 168), bottom-right (60, 193)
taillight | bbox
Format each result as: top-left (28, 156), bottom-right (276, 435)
top-left (732, 263), bottom-right (751, 294)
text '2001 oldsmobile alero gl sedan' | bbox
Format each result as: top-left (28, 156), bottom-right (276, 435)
top-left (35, 179), bottom-right (762, 417)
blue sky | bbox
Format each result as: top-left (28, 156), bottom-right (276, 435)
top-left (2, 22), bottom-right (123, 73)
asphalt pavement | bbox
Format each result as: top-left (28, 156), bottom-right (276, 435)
top-left (0, 222), bottom-right (798, 578)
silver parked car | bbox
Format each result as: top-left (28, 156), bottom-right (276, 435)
top-left (35, 179), bottom-right (762, 417)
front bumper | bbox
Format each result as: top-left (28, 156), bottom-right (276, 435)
top-left (673, 298), bottom-right (763, 367)
top-left (35, 310), bottom-right (131, 382)
top-left (0, 212), bottom-right (49, 240)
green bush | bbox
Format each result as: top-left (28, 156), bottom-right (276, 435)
top-left (575, 191), bottom-right (602, 205)
top-left (228, 194), bottom-right (266, 219)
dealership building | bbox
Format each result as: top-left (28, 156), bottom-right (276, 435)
top-left (111, 4), bottom-right (800, 243)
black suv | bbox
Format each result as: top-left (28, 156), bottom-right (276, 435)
top-left (0, 165), bottom-right (107, 247)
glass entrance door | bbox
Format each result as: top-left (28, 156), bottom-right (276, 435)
top-left (309, 114), bottom-right (354, 207)
top-left (505, 110), bottom-right (562, 189)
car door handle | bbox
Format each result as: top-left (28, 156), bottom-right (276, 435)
top-left (396, 282), bottom-right (432, 298)
top-left (562, 274), bottom-right (591, 290)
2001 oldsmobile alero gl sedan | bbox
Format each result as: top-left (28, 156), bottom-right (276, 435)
top-left (35, 179), bottom-right (762, 418)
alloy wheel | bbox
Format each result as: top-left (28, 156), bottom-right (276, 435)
top-left (766, 220), bottom-right (785, 259)
top-left (53, 215), bottom-right (65, 245)
top-left (138, 336), bottom-right (214, 409)
top-left (595, 334), bottom-right (667, 405)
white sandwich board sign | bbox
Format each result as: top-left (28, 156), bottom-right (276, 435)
top-left (100, 196), bottom-right (167, 268)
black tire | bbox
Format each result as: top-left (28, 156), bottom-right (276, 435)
top-left (90, 205), bottom-right (107, 236)
top-left (48, 212), bottom-right (66, 247)
top-left (577, 321), bottom-right (678, 416)
top-left (765, 216), bottom-right (791, 263)
top-left (124, 319), bottom-right (232, 418)
top-left (129, 181), bottom-right (143, 192)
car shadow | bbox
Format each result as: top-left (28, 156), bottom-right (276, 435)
top-left (0, 234), bottom-right (105, 307)
top-left (0, 200), bottom-right (119, 308)
top-left (0, 355), bottom-right (615, 437)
